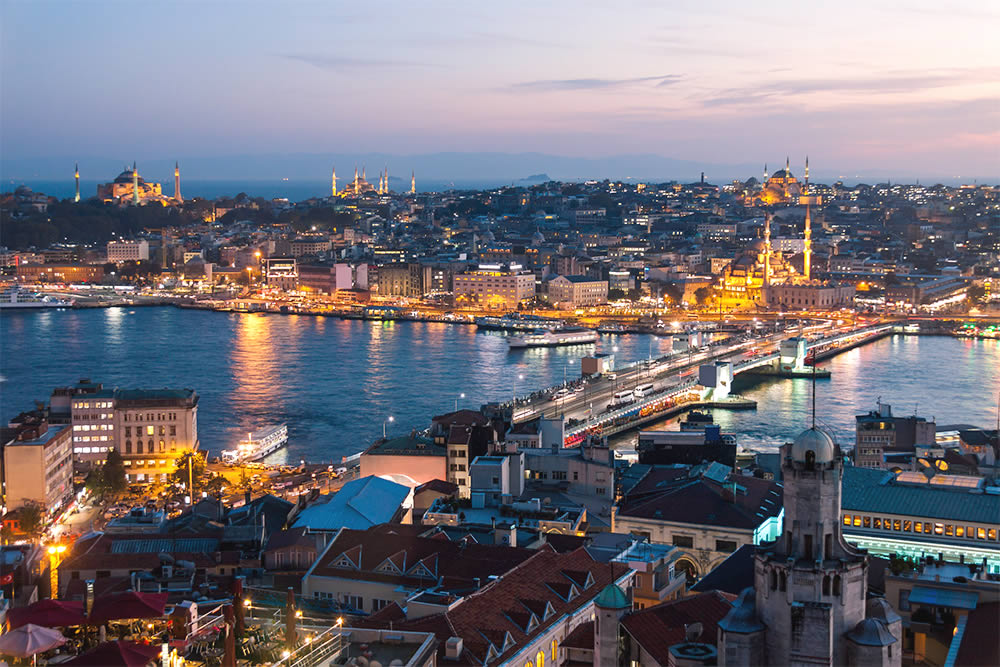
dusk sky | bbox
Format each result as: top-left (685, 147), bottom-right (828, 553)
top-left (2, 0), bottom-right (998, 181)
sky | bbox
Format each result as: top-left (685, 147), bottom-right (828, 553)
top-left (2, 0), bottom-right (999, 182)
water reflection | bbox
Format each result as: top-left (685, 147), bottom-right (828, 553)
top-left (2, 309), bottom-right (997, 463)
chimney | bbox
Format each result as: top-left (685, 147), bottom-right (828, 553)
top-left (445, 637), bottom-right (463, 660)
top-left (85, 580), bottom-right (95, 615)
top-left (244, 489), bottom-right (252, 506)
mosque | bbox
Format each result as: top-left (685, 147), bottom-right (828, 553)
top-left (95, 162), bottom-right (181, 205)
top-left (331, 166), bottom-right (417, 198)
top-left (716, 157), bottom-right (852, 310)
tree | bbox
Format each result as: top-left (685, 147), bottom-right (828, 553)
top-left (17, 502), bottom-right (44, 538)
top-left (205, 475), bottom-right (227, 498)
top-left (967, 284), bottom-right (986, 303)
top-left (661, 281), bottom-right (684, 305)
top-left (694, 286), bottom-right (713, 306)
top-left (102, 448), bottom-right (128, 498)
top-left (172, 451), bottom-right (207, 493)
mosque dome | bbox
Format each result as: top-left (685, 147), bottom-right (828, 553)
top-left (114, 168), bottom-right (145, 185)
top-left (790, 427), bottom-right (836, 464)
top-left (594, 584), bottom-right (629, 609)
top-left (532, 230), bottom-right (546, 245)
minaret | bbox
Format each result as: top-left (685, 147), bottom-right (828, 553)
top-left (174, 161), bottom-right (182, 203)
top-left (763, 163), bottom-right (768, 181)
top-left (384, 166), bottom-right (389, 193)
top-left (803, 156), bottom-right (811, 281)
top-left (132, 161), bottom-right (139, 204)
top-left (331, 166), bottom-right (338, 197)
top-left (362, 166), bottom-right (366, 182)
top-left (410, 170), bottom-right (416, 195)
top-left (74, 163), bottom-right (80, 203)
top-left (353, 167), bottom-right (359, 194)
top-left (763, 213), bottom-right (772, 288)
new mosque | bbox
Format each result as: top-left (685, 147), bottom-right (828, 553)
top-left (719, 158), bottom-right (854, 311)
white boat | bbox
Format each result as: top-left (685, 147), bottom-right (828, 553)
top-left (508, 327), bottom-right (599, 349)
top-left (475, 312), bottom-right (563, 331)
top-left (221, 423), bottom-right (288, 464)
top-left (0, 286), bottom-right (73, 309)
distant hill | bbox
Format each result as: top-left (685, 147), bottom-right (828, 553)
top-left (1, 152), bottom-right (991, 188)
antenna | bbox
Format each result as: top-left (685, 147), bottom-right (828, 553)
top-left (811, 363), bottom-right (817, 429)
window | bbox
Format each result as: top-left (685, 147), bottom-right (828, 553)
top-left (125, 426), bottom-right (131, 437)
top-left (898, 589), bottom-right (911, 611)
top-left (125, 440), bottom-right (132, 454)
top-left (551, 639), bottom-right (558, 662)
top-left (874, 518), bottom-right (882, 529)
top-left (945, 524), bottom-right (954, 536)
top-left (893, 520), bottom-right (901, 531)
top-left (863, 517), bottom-right (871, 528)
top-left (596, 487), bottom-right (606, 495)
top-left (853, 516), bottom-right (862, 527)
top-left (843, 515), bottom-right (851, 526)
top-left (990, 529), bottom-right (998, 541)
top-left (146, 425), bottom-right (154, 436)
top-left (159, 426), bottom-right (166, 436)
top-left (716, 539), bottom-right (738, 553)
top-left (672, 535), bottom-right (693, 548)
top-left (935, 523), bottom-right (944, 535)
top-left (552, 471), bottom-right (567, 481)
top-left (344, 595), bottom-right (363, 609)
top-left (903, 520), bottom-right (912, 532)
top-left (372, 599), bottom-right (391, 612)
top-left (979, 528), bottom-right (987, 540)
top-left (169, 425), bottom-right (177, 436)
top-left (159, 440), bottom-right (165, 452)
top-left (573, 471), bottom-right (579, 481)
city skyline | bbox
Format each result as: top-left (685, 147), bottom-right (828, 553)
top-left (2, 0), bottom-right (999, 181)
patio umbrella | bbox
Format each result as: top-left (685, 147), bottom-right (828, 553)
top-left (64, 641), bottom-right (160, 666)
top-left (8, 599), bottom-right (86, 629)
top-left (0, 624), bottom-right (66, 659)
top-left (88, 591), bottom-right (168, 624)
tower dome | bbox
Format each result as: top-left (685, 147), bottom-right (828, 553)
top-left (594, 583), bottom-right (629, 609)
top-left (790, 427), bottom-right (835, 464)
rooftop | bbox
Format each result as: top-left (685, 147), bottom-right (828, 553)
top-left (841, 466), bottom-right (1000, 524)
top-left (364, 433), bottom-right (443, 457)
top-left (292, 475), bottom-right (411, 532)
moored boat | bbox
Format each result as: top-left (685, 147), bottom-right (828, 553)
top-left (508, 327), bottom-right (598, 349)
top-left (221, 423), bottom-right (288, 464)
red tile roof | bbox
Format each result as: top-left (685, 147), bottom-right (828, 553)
top-left (561, 620), bottom-right (594, 649)
top-left (956, 601), bottom-right (1000, 667)
top-left (308, 526), bottom-right (536, 593)
top-left (621, 591), bottom-right (735, 665)
top-left (365, 547), bottom-right (630, 664)
top-left (618, 472), bottom-right (782, 530)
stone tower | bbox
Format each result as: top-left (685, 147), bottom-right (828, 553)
top-left (757, 428), bottom-right (868, 665)
top-left (593, 583), bottom-right (629, 667)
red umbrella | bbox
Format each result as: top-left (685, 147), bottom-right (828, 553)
top-left (88, 591), bottom-right (168, 624)
top-left (64, 641), bottom-right (160, 666)
top-left (8, 599), bottom-right (85, 629)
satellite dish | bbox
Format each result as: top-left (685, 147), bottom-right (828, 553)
top-left (685, 622), bottom-right (703, 642)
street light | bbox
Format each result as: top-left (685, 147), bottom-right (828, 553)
top-left (383, 415), bottom-right (394, 438)
top-left (512, 373), bottom-right (524, 404)
top-left (455, 393), bottom-right (465, 412)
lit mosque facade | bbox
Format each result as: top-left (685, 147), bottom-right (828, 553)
top-left (95, 162), bottom-right (182, 206)
top-left (331, 166), bottom-right (417, 198)
top-left (718, 158), bottom-right (854, 310)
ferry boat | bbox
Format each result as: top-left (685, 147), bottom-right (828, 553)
top-left (221, 423), bottom-right (288, 464)
top-left (0, 286), bottom-right (73, 309)
top-left (508, 327), bottom-right (598, 349)
top-left (475, 312), bottom-right (563, 332)
top-left (680, 411), bottom-right (714, 431)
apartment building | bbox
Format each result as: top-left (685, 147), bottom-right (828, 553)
top-left (106, 240), bottom-right (149, 263)
top-left (453, 264), bottom-right (535, 309)
top-left (547, 275), bottom-right (609, 308)
top-left (2, 416), bottom-right (73, 512)
top-left (66, 385), bottom-right (199, 481)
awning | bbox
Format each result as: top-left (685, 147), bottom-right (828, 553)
top-left (908, 586), bottom-right (979, 610)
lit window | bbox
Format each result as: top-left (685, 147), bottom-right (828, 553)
top-left (945, 525), bottom-right (954, 537)
top-left (990, 529), bottom-right (998, 541)
top-left (935, 524), bottom-right (944, 535)
top-left (853, 516), bottom-right (862, 527)
top-left (146, 425), bottom-right (155, 436)
top-left (956, 526), bottom-right (965, 538)
top-left (893, 520), bottom-right (901, 531)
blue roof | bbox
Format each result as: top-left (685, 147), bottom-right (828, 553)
top-left (292, 475), bottom-right (410, 532)
top-left (841, 467), bottom-right (1000, 524)
top-left (908, 586), bottom-right (979, 610)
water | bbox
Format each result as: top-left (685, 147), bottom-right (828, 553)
top-left (2, 308), bottom-right (997, 461)
top-left (4, 179), bottom-right (509, 201)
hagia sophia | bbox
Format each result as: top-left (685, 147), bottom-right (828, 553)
top-left (94, 162), bottom-right (182, 206)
